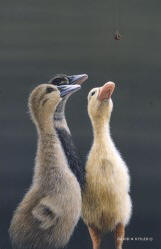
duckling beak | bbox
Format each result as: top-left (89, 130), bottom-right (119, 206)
top-left (98, 82), bottom-right (115, 101)
top-left (67, 74), bottom-right (88, 85)
top-left (57, 84), bottom-right (81, 98)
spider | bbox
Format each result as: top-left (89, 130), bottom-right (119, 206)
top-left (114, 30), bottom-right (122, 40)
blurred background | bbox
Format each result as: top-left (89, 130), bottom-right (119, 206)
top-left (0, 0), bottom-right (161, 248)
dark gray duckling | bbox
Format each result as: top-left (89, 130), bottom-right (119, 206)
top-left (49, 73), bottom-right (88, 188)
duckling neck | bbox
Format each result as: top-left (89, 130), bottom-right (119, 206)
top-left (92, 118), bottom-right (111, 145)
top-left (54, 97), bottom-right (68, 121)
top-left (54, 96), bottom-right (70, 134)
top-left (34, 114), bottom-right (67, 186)
top-left (38, 115), bottom-right (55, 135)
top-left (53, 97), bottom-right (85, 188)
top-left (37, 114), bottom-right (58, 146)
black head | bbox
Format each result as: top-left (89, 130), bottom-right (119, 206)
top-left (49, 73), bottom-right (88, 86)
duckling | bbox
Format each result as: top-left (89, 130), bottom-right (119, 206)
top-left (82, 82), bottom-right (132, 249)
top-left (9, 84), bottom-right (82, 249)
top-left (49, 73), bottom-right (88, 188)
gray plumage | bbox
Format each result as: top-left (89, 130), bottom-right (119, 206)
top-left (9, 84), bottom-right (82, 249)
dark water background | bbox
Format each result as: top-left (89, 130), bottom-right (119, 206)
top-left (0, 0), bottom-right (161, 248)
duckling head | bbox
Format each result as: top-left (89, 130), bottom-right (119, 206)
top-left (49, 73), bottom-right (88, 87)
top-left (88, 81), bottom-right (115, 123)
top-left (49, 73), bottom-right (88, 118)
top-left (29, 84), bottom-right (81, 129)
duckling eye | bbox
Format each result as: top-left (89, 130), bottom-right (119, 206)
top-left (53, 78), bottom-right (62, 85)
top-left (46, 87), bottom-right (55, 94)
top-left (91, 91), bottom-right (96, 96)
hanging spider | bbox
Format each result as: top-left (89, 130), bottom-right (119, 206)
top-left (114, 30), bottom-right (122, 40)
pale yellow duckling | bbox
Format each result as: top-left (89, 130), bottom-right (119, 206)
top-left (82, 82), bottom-right (132, 249)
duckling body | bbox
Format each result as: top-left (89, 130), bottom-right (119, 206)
top-left (83, 132), bottom-right (131, 232)
top-left (82, 82), bottom-right (132, 249)
top-left (9, 84), bottom-right (82, 249)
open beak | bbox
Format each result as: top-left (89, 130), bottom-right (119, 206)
top-left (57, 84), bottom-right (81, 98)
top-left (67, 74), bottom-right (88, 85)
top-left (98, 82), bottom-right (115, 101)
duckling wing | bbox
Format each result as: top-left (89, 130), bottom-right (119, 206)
top-left (32, 196), bottom-right (59, 230)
